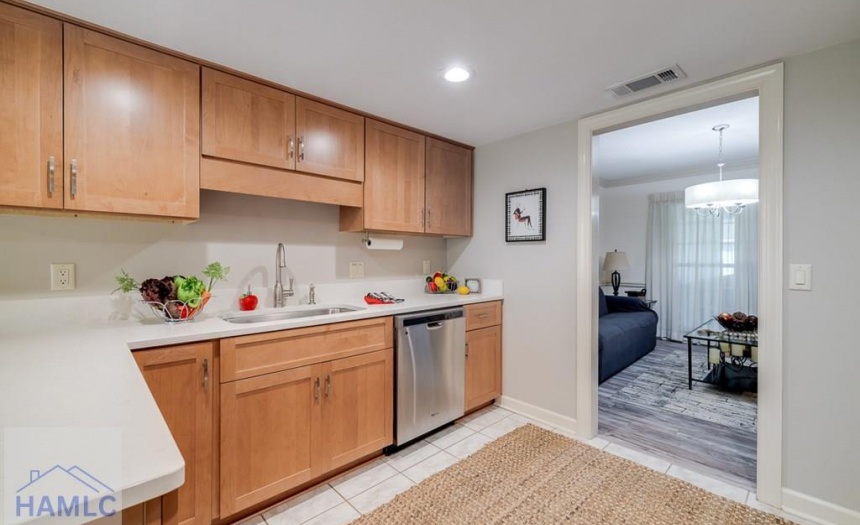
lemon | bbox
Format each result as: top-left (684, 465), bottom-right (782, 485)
top-left (457, 286), bottom-right (470, 295)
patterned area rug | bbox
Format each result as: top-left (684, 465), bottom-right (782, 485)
top-left (610, 340), bottom-right (757, 432)
top-left (353, 425), bottom-right (793, 524)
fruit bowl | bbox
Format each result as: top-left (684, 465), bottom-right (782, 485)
top-left (142, 293), bottom-right (211, 323)
top-left (424, 271), bottom-right (459, 294)
top-left (715, 311), bottom-right (758, 332)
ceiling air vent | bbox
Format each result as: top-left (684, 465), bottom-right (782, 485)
top-left (606, 65), bottom-right (687, 98)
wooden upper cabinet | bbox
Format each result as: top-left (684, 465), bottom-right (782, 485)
top-left (425, 138), bottom-right (472, 236)
top-left (296, 97), bottom-right (364, 182)
top-left (202, 68), bottom-right (296, 170)
top-left (134, 343), bottom-right (213, 525)
top-left (317, 349), bottom-right (393, 473)
top-left (0, 4), bottom-right (62, 210)
top-left (63, 25), bottom-right (200, 219)
top-left (362, 120), bottom-right (426, 233)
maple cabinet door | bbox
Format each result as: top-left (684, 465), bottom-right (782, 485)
top-left (425, 138), bottom-right (472, 236)
top-left (134, 343), bottom-right (214, 525)
top-left (0, 4), bottom-right (62, 209)
top-left (317, 349), bottom-right (393, 472)
top-left (202, 68), bottom-right (296, 171)
top-left (363, 120), bottom-right (426, 233)
top-left (64, 25), bottom-right (200, 219)
top-left (465, 326), bottom-right (502, 412)
top-left (296, 97), bottom-right (364, 182)
top-left (220, 366), bottom-right (318, 517)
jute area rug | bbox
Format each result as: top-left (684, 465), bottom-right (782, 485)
top-left (354, 425), bottom-right (794, 524)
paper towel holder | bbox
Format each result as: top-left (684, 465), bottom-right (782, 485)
top-left (362, 235), bottom-right (404, 251)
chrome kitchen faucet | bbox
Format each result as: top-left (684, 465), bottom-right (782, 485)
top-left (273, 242), bottom-right (294, 307)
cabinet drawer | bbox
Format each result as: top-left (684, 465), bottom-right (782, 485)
top-left (465, 301), bottom-right (502, 331)
top-left (220, 317), bottom-right (393, 382)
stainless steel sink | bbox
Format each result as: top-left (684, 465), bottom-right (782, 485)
top-left (221, 306), bottom-right (363, 324)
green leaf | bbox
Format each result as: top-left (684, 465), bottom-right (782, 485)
top-left (202, 261), bottom-right (230, 292)
top-left (113, 269), bottom-right (139, 294)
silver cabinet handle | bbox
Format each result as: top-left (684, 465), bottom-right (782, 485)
top-left (298, 137), bottom-right (305, 161)
top-left (203, 358), bottom-right (209, 391)
top-left (314, 377), bottom-right (320, 403)
top-left (47, 156), bottom-right (55, 195)
top-left (70, 159), bottom-right (78, 197)
top-left (421, 207), bottom-right (425, 228)
top-left (288, 136), bottom-right (295, 159)
top-left (427, 209), bottom-right (431, 228)
top-left (466, 342), bottom-right (470, 359)
top-left (477, 313), bottom-right (489, 319)
top-left (325, 374), bottom-right (331, 398)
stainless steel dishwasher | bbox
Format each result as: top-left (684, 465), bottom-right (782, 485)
top-left (393, 307), bottom-right (465, 446)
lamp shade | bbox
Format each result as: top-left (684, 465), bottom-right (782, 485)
top-left (685, 179), bottom-right (758, 210)
top-left (603, 251), bottom-right (630, 272)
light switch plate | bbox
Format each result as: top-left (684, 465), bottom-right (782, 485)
top-left (349, 261), bottom-right (365, 279)
top-left (788, 263), bottom-right (812, 291)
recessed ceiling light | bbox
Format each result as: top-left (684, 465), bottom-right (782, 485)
top-left (443, 67), bottom-right (472, 83)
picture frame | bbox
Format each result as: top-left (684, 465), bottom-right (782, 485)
top-left (464, 278), bottom-right (482, 294)
top-left (505, 188), bottom-right (546, 242)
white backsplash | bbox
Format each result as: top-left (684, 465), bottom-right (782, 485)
top-left (0, 190), bottom-right (447, 300)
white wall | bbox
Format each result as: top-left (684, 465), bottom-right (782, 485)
top-left (598, 168), bottom-right (758, 284)
top-left (447, 121), bottom-right (578, 420)
top-left (0, 191), bottom-right (446, 301)
top-left (782, 38), bottom-right (860, 512)
top-left (450, 37), bottom-right (860, 515)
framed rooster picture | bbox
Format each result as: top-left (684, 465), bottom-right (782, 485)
top-left (505, 188), bottom-right (546, 242)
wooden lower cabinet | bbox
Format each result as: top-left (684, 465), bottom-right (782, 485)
top-left (122, 492), bottom-right (178, 525)
top-left (133, 343), bottom-right (213, 525)
top-left (219, 365), bottom-right (317, 517)
top-left (219, 323), bottom-right (394, 519)
top-left (317, 349), bottom-right (393, 473)
top-left (464, 303), bottom-right (503, 412)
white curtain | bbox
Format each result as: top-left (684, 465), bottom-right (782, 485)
top-left (645, 191), bottom-right (758, 341)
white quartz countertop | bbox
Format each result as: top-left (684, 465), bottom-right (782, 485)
top-left (0, 278), bottom-right (502, 525)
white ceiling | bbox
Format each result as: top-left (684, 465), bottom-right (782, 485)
top-left (28, 0), bottom-right (860, 146)
top-left (595, 96), bottom-right (759, 183)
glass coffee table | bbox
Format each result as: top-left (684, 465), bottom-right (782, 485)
top-left (683, 319), bottom-right (758, 389)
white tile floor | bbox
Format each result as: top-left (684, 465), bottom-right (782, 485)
top-left (245, 405), bottom-right (820, 525)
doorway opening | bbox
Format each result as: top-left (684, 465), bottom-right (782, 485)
top-left (575, 64), bottom-right (784, 507)
top-left (594, 95), bottom-right (760, 490)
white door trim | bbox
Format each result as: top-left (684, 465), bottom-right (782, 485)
top-left (575, 64), bottom-right (785, 507)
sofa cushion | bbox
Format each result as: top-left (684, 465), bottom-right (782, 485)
top-left (598, 288), bottom-right (609, 317)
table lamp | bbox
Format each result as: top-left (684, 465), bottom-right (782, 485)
top-left (603, 250), bottom-right (630, 296)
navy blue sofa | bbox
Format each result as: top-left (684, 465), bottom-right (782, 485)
top-left (598, 288), bottom-right (658, 383)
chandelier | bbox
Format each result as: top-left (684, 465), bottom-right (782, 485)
top-left (685, 124), bottom-right (758, 217)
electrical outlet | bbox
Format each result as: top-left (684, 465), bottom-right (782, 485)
top-left (349, 261), bottom-right (365, 279)
top-left (422, 260), bottom-right (432, 274)
top-left (50, 263), bottom-right (76, 291)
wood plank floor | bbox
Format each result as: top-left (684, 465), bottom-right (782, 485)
top-left (598, 339), bottom-right (757, 490)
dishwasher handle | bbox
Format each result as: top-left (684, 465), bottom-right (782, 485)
top-left (426, 321), bottom-right (445, 330)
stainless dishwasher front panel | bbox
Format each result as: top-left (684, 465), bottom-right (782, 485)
top-left (394, 308), bottom-right (465, 445)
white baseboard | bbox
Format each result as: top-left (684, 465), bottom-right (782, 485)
top-left (496, 395), bottom-right (577, 433)
top-left (782, 488), bottom-right (860, 525)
